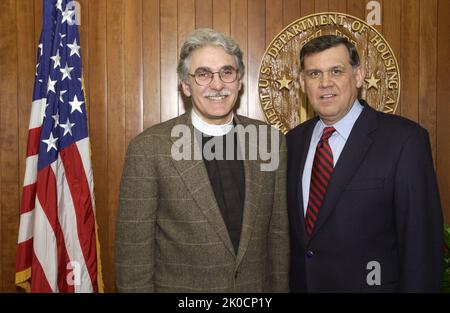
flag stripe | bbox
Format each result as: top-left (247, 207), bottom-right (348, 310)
top-left (76, 138), bottom-right (96, 212)
top-left (48, 161), bottom-right (76, 293)
top-left (16, 238), bottom-right (33, 272)
top-left (31, 252), bottom-right (53, 293)
top-left (53, 155), bottom-right (94, 292)
top-left (18, 210), bottom-right (35, 242)
top-left (36, 166), bottom-right (59, 235)
top-left (28, 98), bottom-right (46, 129)
top-left (23, 155), bottom-right (39, 186)
top-left (20, 183), bottom-right (37, 214)
top-left (60, 144), bottom-right (98, 291)
top-left (33, 196), bottom-right (58, 292)
top-left (35, 164), bottom-right (74, 292)
top-left (27, 127), bottom-right (42, 157)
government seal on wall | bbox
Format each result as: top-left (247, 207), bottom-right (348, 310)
top-left (258, 12), bottom-right (400, 134)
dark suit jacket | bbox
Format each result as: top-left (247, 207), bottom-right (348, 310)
top-left (286, 100), bottom-right (443, 292)
top-left (115, 111), bottom-right (289, 292)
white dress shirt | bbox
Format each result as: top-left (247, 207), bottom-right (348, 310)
top-left (301, 100), bottom-right (364, 215)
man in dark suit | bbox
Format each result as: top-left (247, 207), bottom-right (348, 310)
top-left (287, 35), bottom-right (443, 292)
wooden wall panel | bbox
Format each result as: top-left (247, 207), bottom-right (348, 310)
top-left (329, 0), bottom-right (347, 13)
top-left (196, 0), bottom-right (213, 28)
top-left (247, 0), bottom-right (266, 120)
top-left (106, 0), bottom-right (126, 292)
top-left (88, 0), bottom-right (109, 292)
top-left (124, 0), bottom-right (144, 142)
top-left (17, 0), bottom-right (36, 216)
top-left (419, 0), bottom-right (438, 164)
top-left (400, 0), bottom-right (419, 122)
top-left (0, 0), bottom-right (19, 292)
top-left (300, 0), bottom-right (314, 16)
top-left (347, 0), bottom-right (366, 19)
top-left (34, 0), bottom-right (42, 48)
top-left (1, 0), bottom-right (450, 292)
top-left (143, 0), bottom-right (161, 128)
top-left (383, 0), bottom-right (401, 112)
top-left (315, 0), bottom-right (329, 12)
top-left (178, 0), bottom-right (195, 115)
top-left (231, 0), bottom-right (248, 116)
top-left (161, 0), bottom-right (178, 121)
top-left (266, 0), bottom-right (283, 44)
top-left (437, 0), bottom-right (450, 223)
top-left (284, 0), bottom-right (300, 25)
top-left (213, 0), bottom-right (231, 35)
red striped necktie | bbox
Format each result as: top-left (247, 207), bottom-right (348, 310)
top-left (305, 126), bottom-right (336, 239)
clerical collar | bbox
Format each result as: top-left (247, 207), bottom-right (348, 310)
top-left (191, 109), bottom-right (234, 137)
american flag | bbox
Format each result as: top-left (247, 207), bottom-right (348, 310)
top-left (15, 0), bottom-right (103, 292)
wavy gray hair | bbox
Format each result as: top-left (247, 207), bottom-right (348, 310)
top-left (177, 28), bottom-right (245, 83)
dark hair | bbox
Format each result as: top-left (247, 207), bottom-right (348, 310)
top-left (299, 35), bottom-right (360, 70)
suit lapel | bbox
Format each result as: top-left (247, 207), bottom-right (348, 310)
top-left (233, 115), bottom-right (261, 267)
top-left (169, 112), bottom-right (235, 255)
top-left (291, 119), bottom-right (318, 247)
top-left (310, 102), bottom-right (378, 239)
top-left (235, 157), bottom-right (261, 266)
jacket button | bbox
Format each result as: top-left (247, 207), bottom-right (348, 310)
top-left (306, 250), bottom-right (314, 258)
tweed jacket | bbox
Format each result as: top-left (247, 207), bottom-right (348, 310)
top-left (115, 111), bottom-right (290, 292)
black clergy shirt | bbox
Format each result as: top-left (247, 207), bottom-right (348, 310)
top-left (199, 129), bottom-right (245, 254)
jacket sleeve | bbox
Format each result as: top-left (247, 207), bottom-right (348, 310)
top-left (115, 135), bottom-right (157, 292)
top-left (268, 132), bottom-right (290, 292)
top-left (394, 127), bottom-right (443, 292)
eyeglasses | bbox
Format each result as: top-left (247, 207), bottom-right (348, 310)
top-left (302, 66), bottom-right (349, 80)
top-left (189, 66), bottom-right (238, 86)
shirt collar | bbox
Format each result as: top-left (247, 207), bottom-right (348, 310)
top-left (314, 99), bottom-right (364, 142)
top-left (191, 109), bottom-right (234, 137)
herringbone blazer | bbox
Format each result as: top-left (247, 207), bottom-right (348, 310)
top-left (115, 111), bottom-right (289, 292)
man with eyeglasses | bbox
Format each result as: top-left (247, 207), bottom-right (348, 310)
top-left (115, 28), bottom-right (289, 292)
top-left (287, 35), bottom-right (443, 292)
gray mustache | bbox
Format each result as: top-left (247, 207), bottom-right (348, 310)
top-left (203, 90), bottom-right (231, 97)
